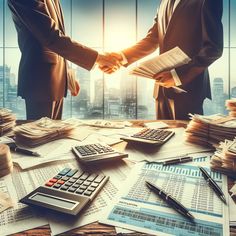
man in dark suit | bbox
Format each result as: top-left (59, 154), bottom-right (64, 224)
top-left (105, 0), bottom-right (223, 120)
top-left (8, 0), bottom-right (119, 120)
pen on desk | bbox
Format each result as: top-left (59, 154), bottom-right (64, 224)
top-left (198, 167), bottom-right (227, 204)
top-left (162, 156), bottom-right (193, 165)
top-left (7, 143), bottom-right (40, 157)
top-left (145, 181), bottom-right (195, 221)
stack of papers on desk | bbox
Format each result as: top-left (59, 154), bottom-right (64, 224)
top-left (14, 117), bottom-right (78, 147)
top-left (210, 139), bottom-right (236, 177)
top-left (185, 114), bottom-right (236, 147)
top-left (0, 108), bottom-right (16, 136)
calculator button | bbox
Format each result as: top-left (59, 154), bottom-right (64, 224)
top-left (91, 183), bottom-right (99, 188)
top-left (76, 189), bottom-right (84, 194)
top-left (57, 180), bottom-right (65, 185)
top-left (65, 182), bottom-right (73, 187)
top-left (68, 187), bottom-right (77, 193)
top-left (49, 178), bottom-right (58, 183)
top-left (87, 174), bottom-right (97, 182)
top-left (88, 186), bottom-right (96, 192)
top-left (79, 173), bottom-right (90, 181)
top-left (45, 182), bottom-right (54, 187)
top-left (60, 186), bottom-right (69, 191)
top-left (83, 181), bottom-right (91, 186)
top-left (53, 184), bottom-right (61, 189)
top-left (76, 180), bottom-right (84, 185)
top-left (59, 168), bottom-right (71, 176)
top-left (53, 175), bottom-right (62, 179)
top-left (73, 183), bottom-right (80, 188)
top-left (66, 169), bottom-right (78, 177)
top-left (61, 176), bottom-right (70, 181)
top-left (94, 175), bottom-right (105, 183)
top-left (68, 179), bottom-right (76, 184)
top-left (84, 190), bottom-right (92, 196)
top-left (80, 186), bottom-right (87, 190)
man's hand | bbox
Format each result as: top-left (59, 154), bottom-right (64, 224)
top-left (96, 53), bottom-right (122, 74)
top-left (153, 71), bottom-right (175, 88)
top-left (70, 79), bottom-right (80, 96)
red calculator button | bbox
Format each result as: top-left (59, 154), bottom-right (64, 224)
top-left (49, 178), bottom-right (58, 183)
top-left (45, 182), bottom-right (54, 187)
top-left (57, 180), bottom-right (65, 185)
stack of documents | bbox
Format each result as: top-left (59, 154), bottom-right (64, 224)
top-left (0, 108), bottom-right (16, 136)
top-left (226, 99), bottom-right (236, 117)
top-left (14, 117), bottom-right (78, 147)
top-left (210, 139), bottom-right (236, 177)
top-left (185, 114), bottom-right (236, 147)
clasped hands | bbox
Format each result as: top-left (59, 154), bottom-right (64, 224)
top-left (96, 52), bottom-right (175, 88)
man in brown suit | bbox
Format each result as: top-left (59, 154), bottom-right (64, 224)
top-left (106, 0), bottom-right (223, 120)
top-left (8, 0), bottom-right (118, 119)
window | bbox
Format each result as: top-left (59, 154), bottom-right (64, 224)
top-left (0, 0), bottom-right (233, 119)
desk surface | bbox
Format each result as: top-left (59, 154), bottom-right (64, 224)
top-left (10, 120), bottom-right (236, 236)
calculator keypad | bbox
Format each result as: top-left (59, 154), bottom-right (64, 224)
top-left (45, 168), bottom-right (106, 198)
top-left (131, 128), bottom-right (173, 142)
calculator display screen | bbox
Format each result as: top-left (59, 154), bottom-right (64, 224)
top-left (31, 192), bottom-right (77, 210)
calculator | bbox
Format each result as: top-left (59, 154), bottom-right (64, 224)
top-left (121, 128), bottom-right (175, 145)
top-left (20, 168), bottom-right (109, 215)
top-left (72, 143), bottom-right (128, 164)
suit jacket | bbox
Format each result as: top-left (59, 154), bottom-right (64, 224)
top-left (8, 0), bottom-right (98, 101)
top-left (122, 0), bottom-right (223, 102)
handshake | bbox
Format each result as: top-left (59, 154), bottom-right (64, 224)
top-left (96, 52), bottom-right (124, 74)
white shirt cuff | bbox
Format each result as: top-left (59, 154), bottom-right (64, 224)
top-left (171, 69), bottom-right (182, 86)
top-left (120, 52), bottom-right (128, 65)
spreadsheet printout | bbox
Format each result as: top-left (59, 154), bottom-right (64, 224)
top-left (101, 161), bottom-right (229, 236)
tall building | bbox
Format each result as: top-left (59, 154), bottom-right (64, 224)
top-left (72, 67), bottom-right (91, 118)
top-left (231, 86), bottom-right (236, 98)
top-left (212, 77), bottom-right (226, 114)
top-left (120, 71), bottom-right (137, 119)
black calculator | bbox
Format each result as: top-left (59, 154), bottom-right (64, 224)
top-left (72, 143), bottom-right (128, 164)
top-left (121, 128), bottom-right (175, 145)
top-left (20, 168), bottom-right (109, 215)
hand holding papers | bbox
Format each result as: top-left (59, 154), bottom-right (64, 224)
top-left (14, 117), bottom-right (78, 147)
top-left (129, 46), bottom-right (191, 92)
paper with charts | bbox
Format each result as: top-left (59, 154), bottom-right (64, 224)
top-left (100, 161), bottom-right (229, 236)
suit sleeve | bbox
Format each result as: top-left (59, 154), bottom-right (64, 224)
top-left (8, 0), bottom-right (98, 70)
top-left (121, 17), bottom-right (159, 65)
top-left (176, 0), bottom-right (223, 86)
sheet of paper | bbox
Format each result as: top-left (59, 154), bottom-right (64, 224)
top-left (229, 195), bottom-right (236, 226)
top-left (48, 160), bottom-right (133, 236)
top-left (0, 191), bottom-right (14, 213)
top-left (230, 183), bottom-right (236, 197)
top-left (144, 121), bottom-right (169, 129)
top-left (100, 161), bottom-right (229, 236)
top-left (0, 169), bottom-right (49, 236)
top-left (12, 138), bottom-right (79, 170)
top-left (125, 127), bottom-right (213, 162)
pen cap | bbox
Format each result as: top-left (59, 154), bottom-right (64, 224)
top-left (0, 144), bottom-right (13, 178)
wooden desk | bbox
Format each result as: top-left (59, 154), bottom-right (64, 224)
top-left (11, 120), bottom-right (236, 236)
